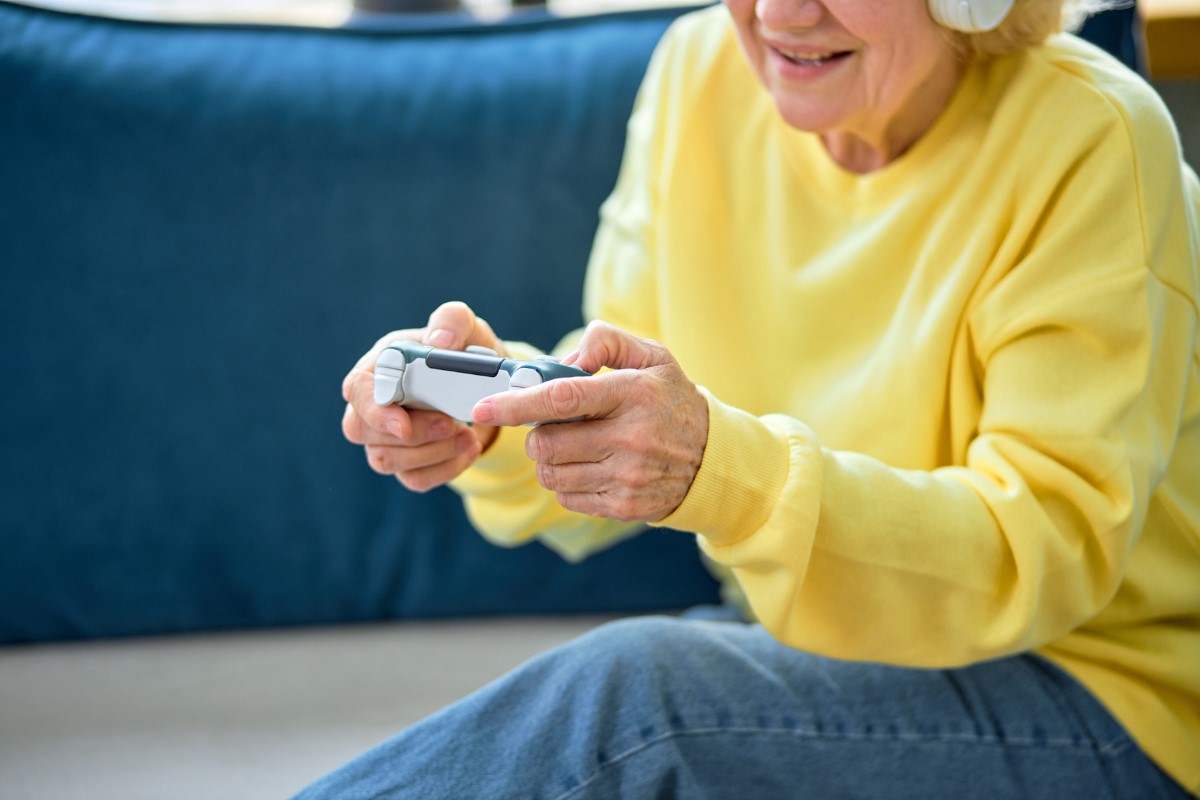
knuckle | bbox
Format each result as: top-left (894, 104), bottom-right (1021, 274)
top-left (429, 300), bottom-right (473, 329)
top-left (398, 471), bottom-right (432, 494)
top-left (610, 427), bottom-right (645, 456)
top-left (362, 406), bottom-right (389, 437)
top-left (411, 412), bottom-right (449, 444)
top-left (474, 315), bottom-right (498, 345)
top-left (547, 379), bottom-right (584, 418)
top-left (366, 446), bottom-right (392, 475)
top-left (645, 337), bottom-right (671, 360)
top-left (535, 462), bottom-right (557, 490)
top-left (610, 494), bottom-right (643, 522)
top-left (626, 374), bottom-right (658, 408)
top-left (584, 319), bottom-right (611, 337)
top-left (610, 460), bottom-right (644, 490)
top-left (526, 427), bottom-right (562, 464)
top-left (525, 429), bottom-right (543, 461)
top-left (557, 491), bottom-right (591, 516)
top-left (342, 407), bottom-right (363, 444)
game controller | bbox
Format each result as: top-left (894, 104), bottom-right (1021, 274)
top-left (374, 341), bottom-right (591, 423)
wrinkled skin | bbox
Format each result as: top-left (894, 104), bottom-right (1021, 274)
top-left (342, 304), bottom-right (708, 522)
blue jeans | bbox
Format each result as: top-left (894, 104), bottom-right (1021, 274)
top-left (293, 615), bottom-right (1189, 799)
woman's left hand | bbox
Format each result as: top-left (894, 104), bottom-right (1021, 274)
top-left (472, 322), bottom-right (708, 523)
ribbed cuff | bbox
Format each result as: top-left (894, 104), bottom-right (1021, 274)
top-left (652, 388), bottom-right (791, 546)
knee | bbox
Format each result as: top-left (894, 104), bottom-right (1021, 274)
top-left (558, 616), bottom-right (717, 681)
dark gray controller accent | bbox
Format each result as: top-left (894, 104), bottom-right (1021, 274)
top-left (374, 341), bottom-right (590, 423)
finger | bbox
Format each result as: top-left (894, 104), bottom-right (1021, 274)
top-left (473, 373), bottom-right (624, 428)
top-left (423, 301), bottom-right (474, 349)
top-left (469, 315), bottom-right (505, 355)
top-left (554, 490), bottom-right (645, 523)
top-left (525, 417), bottom-right (620, 465)
top-left (406, 409), bottom-right (463, 444)
top-left (366, 429), bottom-right (478, 477)
top-left (571, 321), bottom-right (674, 374)
top-left (395, 435), bottom-right (485, 493)
top-left (347, 365), bottom-right (415, 439)
top-left (342, 403), bottom-right (373, 445)
top-left (423, 301), bottom-right (506, 355)
top-left (534, 459), bottom-right (613, 494)
top-left (345, 404), bottom-right (460, 447)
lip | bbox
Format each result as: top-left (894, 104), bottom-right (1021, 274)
top-left (762, 41), bottom-right (854, 82)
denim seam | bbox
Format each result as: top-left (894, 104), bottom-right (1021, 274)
top-left (549, 725), bottom-right (1125, 800)
top-left (1019, 656), bottom-right (1135, 760)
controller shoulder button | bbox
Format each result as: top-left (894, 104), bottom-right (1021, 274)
top-left (509, 367), bottom-right (544, 390)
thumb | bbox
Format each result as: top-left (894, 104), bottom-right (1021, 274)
top-left (569, 321), bottom-right (674, 374)
top-left (423, 301), bottom-right (501, 353)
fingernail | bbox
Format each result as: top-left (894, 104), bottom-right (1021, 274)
top-left (455, 430), bottom-right (475, 453)
top-left (430, 419), bottom-right (452, 439)
top-left (473, 398), bottom-right (495, 425)
top-left (426, 328), bottom-right (454, 349)
top-left (387, 418), bottom-right (407, 438)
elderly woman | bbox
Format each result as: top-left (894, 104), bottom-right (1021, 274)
top-left (318, 0), bottom-right (1199, 796)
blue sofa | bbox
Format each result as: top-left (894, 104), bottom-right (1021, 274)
top-left (0, 1), bottom-right (1141, 795)
top-left (0, 0), bottom-right (731, 646)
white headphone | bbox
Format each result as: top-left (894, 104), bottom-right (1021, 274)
top-left (928, 0), bottom-right (1016, 32)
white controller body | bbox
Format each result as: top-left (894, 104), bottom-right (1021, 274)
top-left (374, 342), bottom-right (590, 423)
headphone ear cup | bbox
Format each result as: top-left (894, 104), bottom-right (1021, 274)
top-left (928, 0), bottom-right (1015, 32)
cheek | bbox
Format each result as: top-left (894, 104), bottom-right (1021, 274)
top-left (723, 0), bottom-right (760, 48)
top-left (723, 0), bottom-right (767, 80)
top-left (723, 0), bottom-right (755, 19)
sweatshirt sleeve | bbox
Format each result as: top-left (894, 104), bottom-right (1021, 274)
top-left (657, 93), bottom-right (1199, 668)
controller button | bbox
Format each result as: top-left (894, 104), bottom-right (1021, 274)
top-left (377, 348), bottom-right (409, 368)
top-left (374, 373), bottom-right (405, 405)
top-left (509, 367), bottom-right (544, 389)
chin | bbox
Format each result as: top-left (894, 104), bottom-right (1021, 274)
top-left (760, 77), bottom-right (846, 132)
top-left (772, 99), bottom-right (845, 134)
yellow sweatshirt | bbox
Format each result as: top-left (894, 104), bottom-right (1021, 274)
top-left (451, 6), bottom-right (1200, 791)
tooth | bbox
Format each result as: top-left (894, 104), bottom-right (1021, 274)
top-left (782, 49), bottom-right (835, 62)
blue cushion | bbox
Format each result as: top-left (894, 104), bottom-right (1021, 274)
top-left (0, 1), bottom-right (721, 643)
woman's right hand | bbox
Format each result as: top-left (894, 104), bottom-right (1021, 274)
top-left (341, 301), bottom-right (502, 492)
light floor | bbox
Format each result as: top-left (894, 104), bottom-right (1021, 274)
top-left (0, 616), bottom-right (615, 799)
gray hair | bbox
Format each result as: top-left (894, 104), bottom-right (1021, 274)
top-left (959, 0), bottom-right (1130, 57)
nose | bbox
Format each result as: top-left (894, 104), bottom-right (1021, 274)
top-left (754, 0), bottom-right (825, 32)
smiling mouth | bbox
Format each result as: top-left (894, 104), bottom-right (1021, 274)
top-left (773, 48), bottom-right (853, 67)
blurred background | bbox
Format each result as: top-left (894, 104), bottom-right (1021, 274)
top-left (3, 0), bottom-right (1189, 75)
top-left (15, 0), bottom-right (1200, 132)
top-left (19, 0), bottom-right (697, 25)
